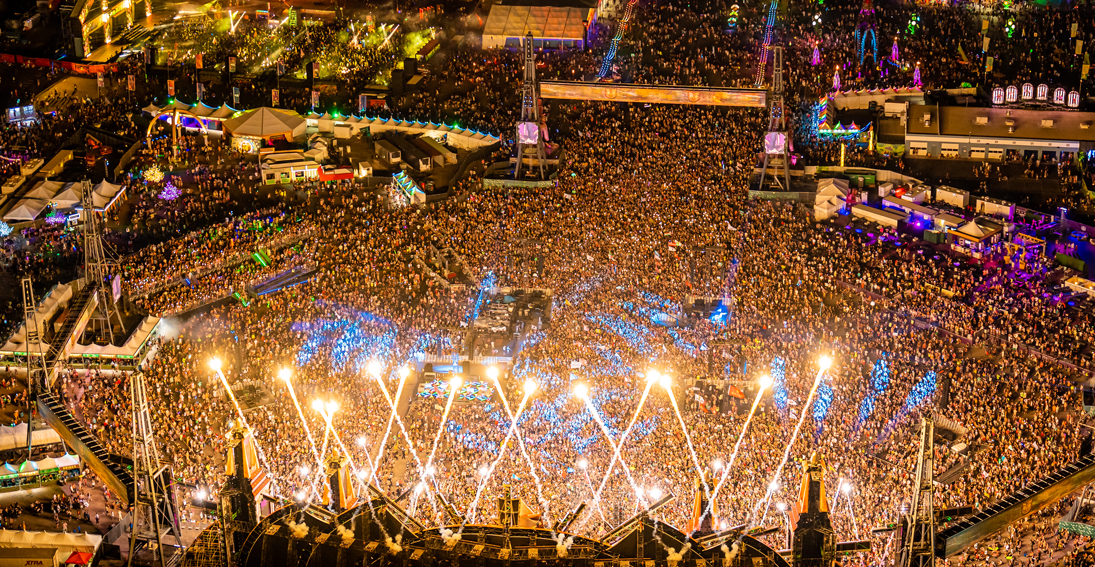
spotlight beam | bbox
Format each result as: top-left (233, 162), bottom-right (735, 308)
top-left (696, 382), bottom-right (768, 537)
top-left (747, 365), bottom-right (828, 531)
top-left (213, 367), bottom-right (282, 496)
top-left (488, 371), bottom-right (555, 529)
top-left (580, 380), bottom-right (654, 532)
top-left (582, 397), bottom-right (646, 509)
top-left (460, 388), bottom-right (533, 532)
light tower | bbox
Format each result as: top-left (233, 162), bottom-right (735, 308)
top-left (758, 46), bottom-right (791, 191)
top-left (81, 180), bottom-right (125, 344)
top-left (898, 417), bottom-right (936, 567)
top-left (128, 369), bottom-right (184, 567)
top-left (514, 32), bottom-right (547, 179)
top-left (20, 278), bottom-right (48, 454)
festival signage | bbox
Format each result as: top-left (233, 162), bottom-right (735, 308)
top-left (196, 82), bottom-right (204, 100)
top-left (229, 56), bottom-right (237, 73)
top-left (271, 89), bottom-right (279, 106)
top-left (96, 73), bottom-right (104, 88)
top-left (233, 87), bottom-right (240, 106)
top-left (196, 53), bottom-right (202, 69)
top-left (167, 80), bottom-right (174, 96)
top-left (311, 90), bottom-right (319, 107)
top-left (358, 94), bottom-right (367, 112)
top-left (539, 81), bottom-right (766, 108)
top-left (127, 75), bottom-right (135, 91)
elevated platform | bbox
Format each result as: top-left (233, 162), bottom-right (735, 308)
top-left (937, 451), bottom-right (1095, 557)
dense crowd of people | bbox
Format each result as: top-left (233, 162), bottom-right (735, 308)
top-left (1, 0), bottom-right (1095, 563)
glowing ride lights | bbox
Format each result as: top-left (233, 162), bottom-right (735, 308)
top-left (597, 0), bottom-right (641, 78)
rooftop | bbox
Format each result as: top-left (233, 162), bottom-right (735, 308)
top-left (907, 104), bottom-right (1095, 142)
top-left (483, 5), bottom-right (590, 40)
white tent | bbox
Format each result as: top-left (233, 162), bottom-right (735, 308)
top-left (0, 528), bottom-right (101, 567)
top-left (51, 183), bottom-right (82, 208)
top-left (92, 180), bottom-right (124, 210)
top-left (3, 199), bottom-right (48, 221)
top-left (25, 180), bottom-right (64, 201)
top-left (816, 178), bottom-right (851, 198)
top-left (224, 107), bottom-right (307, 139)
top-left (814, 195), bottom-right (844, 221)
top-left (0, 424), bottom-right (62, 452)
top-left (0, 281), bottom-right (74, 355)
top-left (956, 221), bottom-right (987, 239)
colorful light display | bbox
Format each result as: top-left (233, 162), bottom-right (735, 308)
top-left (143, 164), bottom-right (163, 183)
top-left (597, 0), bottom-right (641, 79)
top-left (419, 380), bottom-right (494, 403)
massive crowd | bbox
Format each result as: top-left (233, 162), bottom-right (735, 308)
top-left (0, 0), bottom-right (1094, 564)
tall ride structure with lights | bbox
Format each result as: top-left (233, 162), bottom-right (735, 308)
top-left (21, 278), bottom-right (47, 455)
top-left (81, 181), bottom-right (125, 344)
top-left (758, 46), bottom-right (791, 191)
top-left (515, 32), bottom-right (547, 179)
top-left (898, 417), bottom-right (936, 567)
top-left (129, 369), bottom-right (184, 567)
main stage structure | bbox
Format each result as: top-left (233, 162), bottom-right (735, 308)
top-left (181, 443), bottom-right (876, 567)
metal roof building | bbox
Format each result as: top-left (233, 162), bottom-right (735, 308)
top-left (482, 5), bottom-right (590, 50)
top-left (905, 104), bottom-right (1095, 161)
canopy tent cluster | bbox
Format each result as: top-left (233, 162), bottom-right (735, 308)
top-left (2, 180), bottom-right (124, 222)
top-left (303, 112), bottom-right (499, 149)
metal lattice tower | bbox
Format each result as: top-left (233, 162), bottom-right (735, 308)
top-left (899, 417), bottom-right (936, 567)
top-left (758, 46), bottom-right (791, 191)
top-left (129, 370), bottom-right (184, 567)
top-left (514, 33), bottom-right (547, 179)
top-left (21, 278), bottom-right (47, 454)
top-left (81, 180), bottom-right (124, 344)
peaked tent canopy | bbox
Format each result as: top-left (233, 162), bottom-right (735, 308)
top-left (65, 551), bottom-right (94, 565)
top-left (4, 199), bottom-right (48, 221)
top-left (957, 221), bottom-right (987, 238)
top-left (224, 107), bottom-right (306, 139)
top-left (51, 183), bottom-right (83, 208)
top-left (26, 180), bottom-right (64, 201)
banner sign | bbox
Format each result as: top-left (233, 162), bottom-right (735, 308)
top-left (358, 93), bottom-right (367, 112)
top-left (233, 87), bottom-right (240, 105)
top-left (196, 82), bottom-right (204, 100)
top-left (229, 56), bottom-right (237, 73)
top-left (167, 79), bottom-right (175, 96)
top-left (127, 75), bottom-right (135, 91)
top-left (539, 81), bottom-right (767, 107)
top-left (196, 53), bottom-right (202, 69)
top-left (272, 89), bottom-right (279, 106)
top-left (96, 73), bottom-right (104, 88)
top-left (311, 90), bottom-right (320, 107)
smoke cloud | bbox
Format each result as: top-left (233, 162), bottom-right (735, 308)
top-left (287, 520), bottom-right (309, 539)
